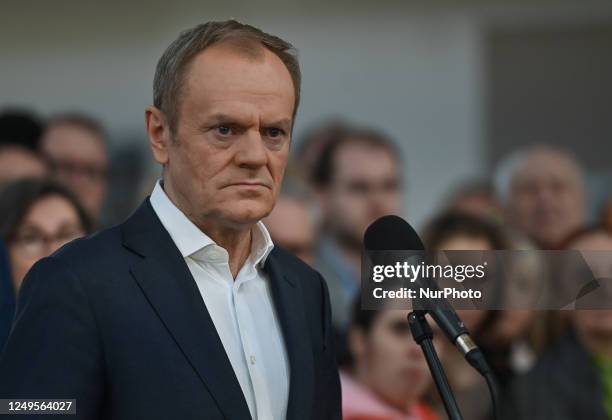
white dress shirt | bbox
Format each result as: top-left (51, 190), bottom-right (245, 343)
top-left (150, 181), bottom-right (289, 420)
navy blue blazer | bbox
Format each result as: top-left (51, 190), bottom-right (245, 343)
top-left (0, 199), bottom-right (341, 420)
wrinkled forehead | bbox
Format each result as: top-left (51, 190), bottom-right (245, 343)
top-left (513, 150), bottom-right (583, 187)
top-left (181, 43), bottom-right (295, 117)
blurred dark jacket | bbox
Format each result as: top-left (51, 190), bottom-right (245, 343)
top-left (313, 236), bottom-right (360, 332)
top-left (505, 327), bottom-right (608, 420)
top-left (0, 240), bottom-right (15, 352)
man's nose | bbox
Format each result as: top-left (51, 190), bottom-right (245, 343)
top-left (234, 129), bottom-right (268, 168)
top-left (533, 185), bottom-right (559, 208)
top-left (369, 189), bottom-right (399, 214)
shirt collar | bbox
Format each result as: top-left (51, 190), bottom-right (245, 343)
top-left (251, 217), bottom-right (275, 267)
top-left (149, 180), bottom-right (274, 267)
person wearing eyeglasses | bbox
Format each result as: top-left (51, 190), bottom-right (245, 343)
top-left (40, 114), bottom-right (109, 223)
top-left (0, 178), bottom-right (92, 292)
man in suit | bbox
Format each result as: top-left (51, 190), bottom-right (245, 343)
top-left (0, 20), bottom-right (341, 420)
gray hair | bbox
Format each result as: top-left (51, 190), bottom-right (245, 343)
top-left (493, 144), bottom-right (584, 204)
top-left (153, 20), bottom-right (301, 133)
top-left (493, 149), bottom-right (528, 204)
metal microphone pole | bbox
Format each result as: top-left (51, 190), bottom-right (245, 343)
top-left (408, 310), bottom-right (464, 420)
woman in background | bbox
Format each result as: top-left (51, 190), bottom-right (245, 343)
top-left (0, 178), bottom-right (92, 292)
top-left (422, 211), bottom-right (539, 420)
top-left (341, 298), bottom-right (442, 420)
top-left (507, 225), bottom-right (612, 420)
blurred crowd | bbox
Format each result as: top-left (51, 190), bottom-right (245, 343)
top-left (1, 107), bottom-right (612, 420)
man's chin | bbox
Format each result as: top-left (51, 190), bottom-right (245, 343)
top-left (223, 202), bottom-right (272, 226)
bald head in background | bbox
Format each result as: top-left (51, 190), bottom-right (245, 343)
top-left (497, 145), bottom-right (585, 248)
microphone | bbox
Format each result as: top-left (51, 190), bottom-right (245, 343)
top-left (363, 215), bottom-right (491, 377)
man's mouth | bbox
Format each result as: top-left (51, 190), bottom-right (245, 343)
top-left (225, 181), bottom-right (271, 189)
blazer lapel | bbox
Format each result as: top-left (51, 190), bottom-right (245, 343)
top-left (265, 252), bottom-right (315, 420)
top-left (122, 199), bottom-right (251, 420)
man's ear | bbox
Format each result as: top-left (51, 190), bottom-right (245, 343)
top-left (145, 106), bottom-right (171, 165)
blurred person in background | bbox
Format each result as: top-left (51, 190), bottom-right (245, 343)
top-left (507, 226), bottom-right (612, 420)
top-left (294, 117), bottom-right (349, 183)
top-left (0, 112), bottom-right (52, 342)
top-left (422, 211), bottom-right (536, 420)
top-left (264, 174), bottom-right (317, 264)
top-left (494, 144), bottom-right (586, 249)
top-left (40, 113), bottom-right (109, 222)
top-left (0, 240), bottom-right (15, 352)
top-left (444, 178), bottom-right (503, 222)
top-left (0, 178), bottom-right (92, 292)
top-left (311, 126), bottom-right (403, 332)
top-left (0, 110), bottom-right (48, 184)
top-left (422, 212), bottom-right (512, 333)
top-left (342, 298), bottom-right (441, 420)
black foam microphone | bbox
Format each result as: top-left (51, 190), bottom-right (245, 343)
top-left (363, 215), bottom-right (491, 377)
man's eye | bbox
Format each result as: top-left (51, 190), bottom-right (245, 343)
top-left (266, 127), bottom-right (283, 138)
top-left (347, 181), bottom-right (370, 194)
top-left (20, 234), bottom-right (42, 244)
top-left (216, 125), bottom-right (232, 136)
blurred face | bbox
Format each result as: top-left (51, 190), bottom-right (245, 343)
top-left (508, 149), bottom-right (584, 248)
top-left (322, 143), bottom-right (401, 248)
top-left (436, 234), bottom-right (491, 331)
top-left (570, 232), bottom-right (612, 357)
top-left (264, 197), bottom-right (315, 263)
top-left (436, 233), bottom-right (535, 342)
top-left (8, 194), bottom-right (85, 291)
top-left (41, 124), bottom-right (108, 219)
top-left (146, 43), bottom-right (294, 230)
top-left (0, 147), bottom-right (47, 184)
top-left (350, 310), bottom-right (442, 410)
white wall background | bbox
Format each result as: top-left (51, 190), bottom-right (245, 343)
top-left (1, 0), bottom-right (610, 227)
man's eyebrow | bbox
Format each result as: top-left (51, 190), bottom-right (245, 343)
top-left (206, 113), bottom-right (242, 123)
top-left (262, 118), bottom-right (292, 129)
top-left (202, 114), bottom-right (292, 130)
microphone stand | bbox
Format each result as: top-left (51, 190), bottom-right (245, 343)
top-left (408, 310), bottom-right (464, 420)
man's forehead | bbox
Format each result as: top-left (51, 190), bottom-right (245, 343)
top-left (336, 143), bottom-right (397, 170)
top-left (43, 125), bottom-right (107, 157)
top-left (526, 149), bottom-right (579, 171)
top-left (514, 160), bottom-right (580, 185)
top-left (184, 44), bottom-right (294, 100)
